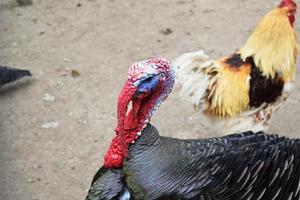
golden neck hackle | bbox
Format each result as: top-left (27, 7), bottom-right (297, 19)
top-left (239, 8), bottom-right (298, 82)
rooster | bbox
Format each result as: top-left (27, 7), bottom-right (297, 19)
top-left (86, 57), bottom-right (300, 200)
top-left (172, 0), bottom-right (298, 134)
top-left (0, 65), bottom-right (32, 87)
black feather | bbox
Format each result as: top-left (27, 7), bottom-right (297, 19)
top-left (224, 53), bottom-right (246, 68)
top-left (247, 57), bottom-right (284, 107)
top-left (122, 124), bottom-right (300, 200)
top-left (0, 65), bottom-right (32, 86)
top-left (86, 167), bottom-right (126, 200)
top-left (224, 54), bottom-right (285, 108)
top-left (85, 124), bottom-right (300, 200)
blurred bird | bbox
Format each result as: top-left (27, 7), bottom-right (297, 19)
top-left (173, 0), bottom-right (298, 134)
top-left (86, 57), bottom-right (300, 200)
top-left (0, 65), bottom-right (32, 87)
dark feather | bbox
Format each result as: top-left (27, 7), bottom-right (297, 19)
top-left (224, 54), bottom-right (285, 108)
top-left (86, 124), bottom-right (300, 200)
top-left (247, 57), bottom-right (284, 107)
top-left (224, 53), bottom-right (247, 68)
top-left (86, 167), bottom-right (126, 200)
top-left (123, 124), bottom-right (300, 200)
top-left (0, 65), bottom-right (32, 86)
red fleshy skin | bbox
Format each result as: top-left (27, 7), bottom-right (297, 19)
top-left (279, 0), bottom-right (297, 26)
top-left (279, 0), bottom-right (297, 8)
top-left (103, 135), bottom-right (125, 168)
top-left (104, 152), bottom-right (123, 168)
top-left (103, 58), bottom-right (173, 168)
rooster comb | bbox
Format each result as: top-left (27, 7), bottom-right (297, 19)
top-left (279, 0), bottom-right (297, 8)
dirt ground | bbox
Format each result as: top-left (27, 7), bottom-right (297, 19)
top-left (0, 0), bottom-right (300, 199)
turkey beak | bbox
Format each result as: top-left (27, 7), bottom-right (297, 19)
top-left (122, 89), bottom-right (144, 130)
top-left (132, 90), bottom-right (147, 116)
top-left (117, 81), bottom-right (147, 130)
top-left (133, 91), bottom-right (144, 99)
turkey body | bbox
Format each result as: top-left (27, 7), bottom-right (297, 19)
top-left (87, 124), bottom-right (300, 200)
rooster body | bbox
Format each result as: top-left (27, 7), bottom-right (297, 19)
top-left (173, 0), bottom-right (298, 134)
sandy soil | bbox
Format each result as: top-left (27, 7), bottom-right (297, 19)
top-left (0, 0), bottom-right (300, 199)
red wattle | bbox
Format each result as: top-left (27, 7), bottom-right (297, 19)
top-left (103, 135), bottom-right (125, 168)
top-left (124, 110), bottom-right (139, 130)
top-left (103, 83), bottom-right (138, 168)
top-left (103, 77), bottom-right (166, 168)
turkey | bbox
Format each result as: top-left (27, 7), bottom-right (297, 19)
top-left (172, 0), bottom-right (298, 135)
top-left (0, 65), bottom-right (32, 87)
top-left (86, 58), bottom-right (300, 200)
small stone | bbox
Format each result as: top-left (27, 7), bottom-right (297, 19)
top-left (159, 28), bottom-right (173, 35)
top-left (27, 178), bottom-right (35, 183)
top-left (77, 3), bottom-right (82, 7)
top-left (57, 81), bottom-right (64, 86)
top-left (78, 119), bottom-right (87, 125)
top-left (42, 93), bottom-right (55, 102)
top-left (41, 122), bottom-right (59, 129)
top-left (71, 69), bottom-right (80, 78)
top-left (63, 58), bottom-right (70, 62)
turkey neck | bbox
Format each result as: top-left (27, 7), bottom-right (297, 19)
top-left (104, 81), bottom-right (166, 168)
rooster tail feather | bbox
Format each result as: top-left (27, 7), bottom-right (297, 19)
top-left (0, 66), bottom-right (32, 86)
top-left (172, 50), bottom-right (212, 108)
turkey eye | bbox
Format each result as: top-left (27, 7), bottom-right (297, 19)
top-left (143, 77), bottom-right (153, 83)
top-left (135, 75), bottom-right (160, 94)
